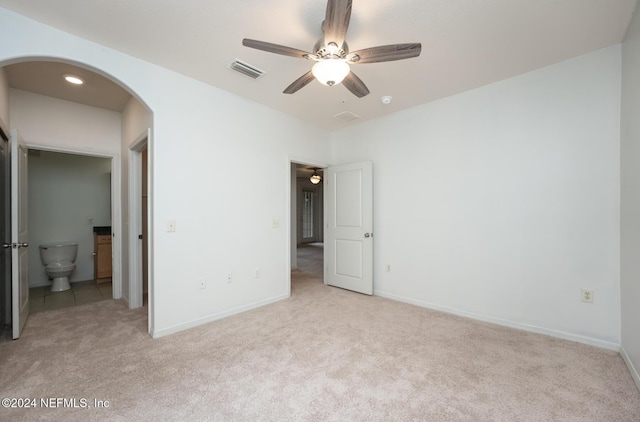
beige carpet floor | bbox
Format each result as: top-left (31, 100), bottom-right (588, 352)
top-left (1, 244), bottom-right (639, 421)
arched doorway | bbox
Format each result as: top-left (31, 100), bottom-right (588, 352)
top-left (0, 58), bottom-right (153, 338)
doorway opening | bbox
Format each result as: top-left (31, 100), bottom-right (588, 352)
top-left (291, 163), bottom-right (325, 290)
top-left (27, 148), bottom-right (114, 314)
top-left (1, 58), bottom-right (154, 339)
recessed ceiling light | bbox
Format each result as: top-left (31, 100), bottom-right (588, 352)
top-left (64, 74), bottom-right (84, 85)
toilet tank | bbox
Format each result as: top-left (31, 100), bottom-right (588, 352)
top-left (39, 241), bottom-right (78, 265)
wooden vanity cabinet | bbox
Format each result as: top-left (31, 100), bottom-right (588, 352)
top-left (94, 234), bottom-right (112, 283)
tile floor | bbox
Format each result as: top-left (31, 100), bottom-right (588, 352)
top-left (29, 280), bottom-right (113, 314)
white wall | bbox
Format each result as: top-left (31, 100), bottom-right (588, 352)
top-left (150, 89), bottom-right (329, 335)
top-left (9, 89), bottom-right (121, 154)
top-left (0, 7), bottom-right (331, 337)
top-left (331, 46), bottom-right (622, 349)
top-left (28, 151), bottom-right (111, 287)
top-left (621, 6), bottom-right (640, 390)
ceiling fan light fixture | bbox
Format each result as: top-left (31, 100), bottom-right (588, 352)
top-left (242, 0), bottom-right (422, 97)
top-left (312, 59), bottom-right (350, 87)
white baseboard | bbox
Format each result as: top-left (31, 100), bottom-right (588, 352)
top-left (374, 289), bottom-right (620, 351)
top-left (151, 294), bottom-right (289, 339)
top-left (621, 346), bottom-right (640, 392)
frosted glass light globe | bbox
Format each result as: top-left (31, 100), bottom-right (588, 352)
top-left (312, 60), bottom-right (350, 86)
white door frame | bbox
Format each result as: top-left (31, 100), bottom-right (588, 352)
top-left (25, 142), bottom-right (123, 300)
top-left (0, 121), bottom-right (10, 328)
top-left (287, 157), bottom-right (328, 296)
top-left (128, 129), bottom-right (153, 335)
top-left (128, 131), bottom-right (148, 309)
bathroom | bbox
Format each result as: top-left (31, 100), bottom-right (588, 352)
top-left (27, 149), bottom-right (112, 312)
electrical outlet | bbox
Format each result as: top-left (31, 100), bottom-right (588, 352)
top-left (255, 268), bottom-right (261, 279)
top-left (199, 279), bottom-right (206, 290)
top-left (166, 220), bottom-right (176, 232)
top-left (226, 273), bottom-right (233, 284)
top-left (386, 264), bottom-right (391, 273)
top-left (581, 289), bottom-right (594, 303)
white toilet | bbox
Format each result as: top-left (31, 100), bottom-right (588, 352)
top-left (39, 241), bottom-right (78, 292)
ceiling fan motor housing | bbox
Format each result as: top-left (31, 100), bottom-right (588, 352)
top-left (313, 39), bottom-right (348, 59)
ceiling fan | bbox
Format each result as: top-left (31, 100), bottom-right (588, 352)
top-left (242, 0), bottom-right (422, 98)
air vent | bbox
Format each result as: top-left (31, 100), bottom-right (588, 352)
top-left (229, 59), bottom-right (266, 79)
top-left (332, 111), bottom-right (361, 122)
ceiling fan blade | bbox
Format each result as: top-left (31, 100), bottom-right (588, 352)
top-left (242, 39), bottom-right (317, 60)
top-left (283, 71), bottom-right (316, 94)
top-left (323, 0), bottom-right (352, 48)
top-left (342, 72), bottom-right (369, 98)
top-left (347, 43), bottom-right (422, 64)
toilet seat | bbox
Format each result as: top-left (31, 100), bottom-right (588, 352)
top-left (46, 261), bottom-right (75, 272)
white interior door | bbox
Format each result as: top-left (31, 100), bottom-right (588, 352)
top-left (324, 161), bottom-right (373, 295)
top-left (11, 129), bottom-right (29, 339)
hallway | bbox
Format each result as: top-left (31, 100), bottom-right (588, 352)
top-left (292, 242), bottom-right (323, 293)
top-left (295, 242), bottom-right (323, 275)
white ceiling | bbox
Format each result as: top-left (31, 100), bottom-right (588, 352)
top-left (0, 0), bottom-right (637, 129)
top-left (4, 61), bottom-right (131, 112)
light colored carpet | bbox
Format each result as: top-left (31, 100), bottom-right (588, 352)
top-left (1, 246), bottom-right (639, 421)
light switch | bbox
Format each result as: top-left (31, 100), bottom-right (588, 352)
top-left (272, 218), bottom-right (280, 229)
top-left (167, 220), bottom-right (176, 232)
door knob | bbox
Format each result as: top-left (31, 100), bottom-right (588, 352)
top-left (2, 243), bottom-right (11, 249)
top-left (19, 242), bottom-right (29, 248)
top-left (364, 233), bottom-right (373, 238)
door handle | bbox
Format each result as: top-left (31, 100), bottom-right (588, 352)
top-left (2, 243), bottom-right (28, 248)
top-left (364, 233), bottom-right (373, 238)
